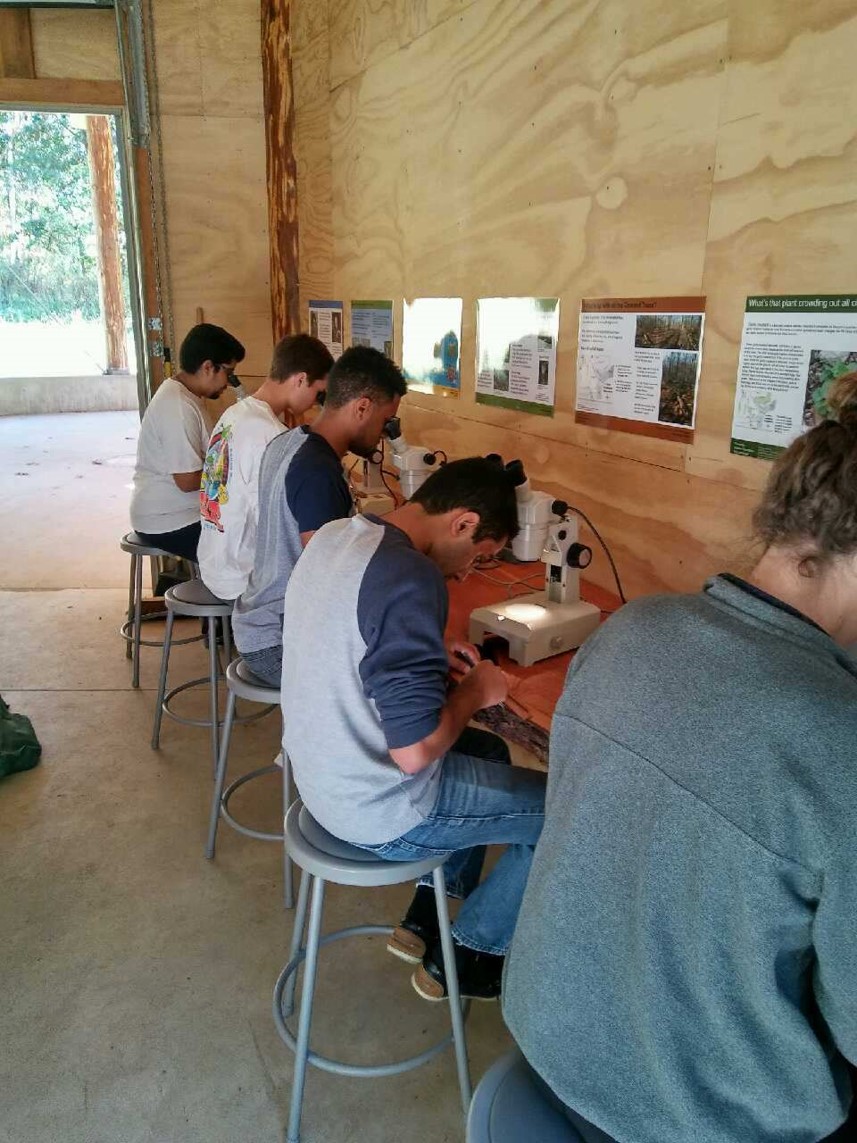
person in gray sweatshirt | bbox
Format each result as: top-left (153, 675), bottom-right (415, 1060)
top-left (503, 371), bottom-right (857, 1142)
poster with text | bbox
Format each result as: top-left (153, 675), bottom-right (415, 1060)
top-left (475, 297), bottom-right (559, 416)
top-left (402, 297), bottom-right (462, 397)
top-left (730, 295), bottom-right (857, 460)
top-left (575, 297), bottom-right (706, 435)
top-left (308, 300), bottom-right (344, 360)
top-left (350, 299), bottom-right (394, 357)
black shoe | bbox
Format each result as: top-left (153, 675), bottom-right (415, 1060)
top-left (411, 938), bottom-right (504, 1003)
top-left (387, 884), bottom-right (439, 965)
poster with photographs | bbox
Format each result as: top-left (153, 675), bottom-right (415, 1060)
top-left (308, 300), bottom-right (344, 360)
top-left (402, 297), bottom-right (462, 397)
top-left (575, 296), bottom-right (706, 438)
top-left (350, 299), bottom-right (394, 357)
top-left (730, 295), bottom-right (857, 460)
top-left (475, 297), bottom-right (559, 416)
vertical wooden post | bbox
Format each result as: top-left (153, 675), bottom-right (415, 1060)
top-left (131, 145), bottom-right (164, 390)
top-left (85, 115), bottom-right (128, 373)
top-left (0, 10), bottom-right (35, 79)
top-left (262, 0), bottom-right (300, 341)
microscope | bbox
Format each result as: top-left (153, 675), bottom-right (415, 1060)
top-left (355, 417), bottom-right (444, 515)
top-left (469, 461), bottom-right (602, 666)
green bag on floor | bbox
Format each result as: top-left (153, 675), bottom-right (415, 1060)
top-left (0, 695), bottom-right (41, 780)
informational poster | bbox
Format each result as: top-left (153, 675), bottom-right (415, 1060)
top-left (730, 295), bottom-right (857, 459)
top-left (475, 297), bottom-right (559, 417)
top-left (575, 297), bottom-right (706, 437)
top-left (308, 300), bottom-right (344, 360)
top-left (402, 297), bottom-right (462, 397)
top-left (350, 299), bottom-right (394, 357)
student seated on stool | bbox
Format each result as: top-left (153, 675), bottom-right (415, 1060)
top-left (280, 459), bottom-right (548, 1002)
top-left (197, 334), bottom-right (333, 603)
top-left (130, 323), bottom-right (245, 562)
top-left (231, 346), bottom-right (406, 686)
top-left (503, 372), bottom-right (857, 1143)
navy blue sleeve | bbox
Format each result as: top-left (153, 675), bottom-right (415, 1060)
top-left (357, 538), bottom-right (449, 751)
top-left (285, 442), bottom-right (352, 534)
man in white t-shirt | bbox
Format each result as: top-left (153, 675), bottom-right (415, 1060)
top-left (130, 323), bottom-right (245, 560)
top-left (197, 333), bottom-right (334, 600)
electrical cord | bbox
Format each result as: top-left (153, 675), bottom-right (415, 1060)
top-left (567, 504), bottom-right (627, 605)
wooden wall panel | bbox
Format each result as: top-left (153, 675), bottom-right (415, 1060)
top-left (30, 9), bottom-right (119, 81)
top-left (293, 0), bottom-right (857, 597)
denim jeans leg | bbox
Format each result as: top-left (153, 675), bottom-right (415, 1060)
top-left (399, 748), bottom-right (546, 955)
top-left (416, 727), bottom-right (513, 899)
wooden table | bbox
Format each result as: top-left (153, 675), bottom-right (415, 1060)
top-left (446, 559), bottom-right (621, 763)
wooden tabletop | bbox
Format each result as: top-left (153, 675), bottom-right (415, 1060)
top-left (446, 559), bottom-right (621, 762)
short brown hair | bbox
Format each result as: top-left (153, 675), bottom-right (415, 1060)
top-left (269, 334), bottom-right (334, 383)
top-left (753, 371), bottom-right (857, 574)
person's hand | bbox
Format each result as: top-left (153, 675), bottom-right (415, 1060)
top-left (461, 660), bottom-right (509, 710)
top-left (446, 639), bottom-right (480, 675)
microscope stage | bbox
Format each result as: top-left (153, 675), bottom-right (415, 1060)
top-left (469, 592), bottom-right (601, 667)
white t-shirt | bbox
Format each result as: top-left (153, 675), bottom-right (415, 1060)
top-left (130, 378), bottom-right (209, 534)
top-left (197, 396), bottom-right (287, 600)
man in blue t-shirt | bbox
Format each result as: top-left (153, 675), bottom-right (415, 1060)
top-left (281, 458), bottom-right (548, 1002)
top-left (232, 346), bottom-right (407, 684)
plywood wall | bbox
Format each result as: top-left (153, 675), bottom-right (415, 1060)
top-left (29, 1), bottom-right (273, 388)
top-left (292, 0), bottom-right (857, 598)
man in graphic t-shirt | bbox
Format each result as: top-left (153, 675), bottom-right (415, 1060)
top-left (197, 334), bottom-right (333, 601)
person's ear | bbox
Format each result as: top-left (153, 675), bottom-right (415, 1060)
top-left (353, 395), bottom-right (373, 421)
top-left (451, 510), bottom-right (480, 538)
top-left (294, 371), bottom-right (309, 388)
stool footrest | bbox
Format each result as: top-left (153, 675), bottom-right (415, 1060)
top-left (221, 764), bottom-right (284, 842)
top-left (272, 924), bottom-right (468, 1078)
top-left (119, 616), bottom-right (203, 650)
top-left (161, 677), bottom-right (276, 731)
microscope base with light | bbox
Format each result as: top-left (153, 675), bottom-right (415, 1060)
top-left (469, 594), bottom-right (600, 668)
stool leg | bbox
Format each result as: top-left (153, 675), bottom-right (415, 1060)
top-left (282, 865), bottom-right (311, 1018)
top-left (208, 616), bottom-right (220, 780)
top-left (287, 875), bottom-right (325, 1143)
top-left (125, 553), bottom-right (135, 661)
top-left (205, 688), bottom-right (236, 859)
top-left (222, 616), bottom-right (233, 673)
top-left (151, 607), bottom-right (175, 750)
top-left (433, 865), bottom-right (472, 1112)
top-left (132, 553), bottom-right (144, 688)
top-left (282, 751), bottom-right (294, 910)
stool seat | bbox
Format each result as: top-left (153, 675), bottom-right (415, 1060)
top-left (467, 1050), bottom-right (584, 1143)
top-left (287, 802), bottom-right (444, 885)
top-left (120, 530), bottom-right (170, 558)
top-left (227, 657), bottom-right (281, 703)
top-left (165, 579), bottom-right (233, 617)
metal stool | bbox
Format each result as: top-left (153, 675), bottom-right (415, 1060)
top-left (119, 531), bottom-right (200, 688)
top-left (151, 579), bottom-right (236, 776)
top-left (272, 800), bottom-right (472, 1143)
top-left (205, 659), bottom-right (290, 906)
top-left (467, 1049), bottom-right (584, 1142)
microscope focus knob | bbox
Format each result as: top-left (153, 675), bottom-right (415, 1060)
top-left (566, 543), bottom-right (592, 569)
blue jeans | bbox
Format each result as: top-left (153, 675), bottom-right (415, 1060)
top-left (240, 643), bottom-right (282, 688)
top-left (357, 727), bottom-right (546, 955)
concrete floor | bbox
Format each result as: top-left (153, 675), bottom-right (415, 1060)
top-left (0, 413), bottom-right (516, 1143)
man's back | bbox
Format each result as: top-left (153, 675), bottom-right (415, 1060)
top-left (504, 575), bottom-right (857, 1143)
top-left (197, 396), bottom-right (286, 600)
top-left (130, 378), bottom-right (207, 534)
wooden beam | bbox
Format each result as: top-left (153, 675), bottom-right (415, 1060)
top-left (132, 143), bottom-right (165, 391)
top-left (0, 10), bottom-right (34, 80)
top-left (0, 77), bottom-right (125, 110)
top-left (262, 0), bottom-right (300, 340)
top-left (86, 115), bottom-right (128, 373)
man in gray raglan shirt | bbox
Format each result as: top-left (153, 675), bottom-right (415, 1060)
top-left (503, 553), bottom-right (857, 1131)
top-left (281, 458), bottom-right (548, 1003)
top-left (232, 346), bottom-right (406, 685)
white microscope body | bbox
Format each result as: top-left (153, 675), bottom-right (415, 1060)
top-left (384, 416), bottom-right (440, 499)
top-left (469, 475), bottom-right (601, 666)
